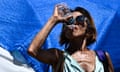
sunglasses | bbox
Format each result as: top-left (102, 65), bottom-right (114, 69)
top-left (65, 15), bottom-right (86, 26)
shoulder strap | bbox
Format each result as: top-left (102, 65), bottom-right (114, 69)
top-left (95, 50), bottom-right (106, 62)
top-left (95, 50), bottom-right (109, 72)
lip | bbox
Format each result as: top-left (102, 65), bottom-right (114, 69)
top-left (66, 25), bottom-right (75, 30)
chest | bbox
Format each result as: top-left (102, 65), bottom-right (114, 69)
top-left (71, 51), bottom-right (95, 61)
top-left (71, 51), bottom-right (96, 71)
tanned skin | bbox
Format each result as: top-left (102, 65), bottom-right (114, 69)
top-left (28, 4), bottom-right (114, 72)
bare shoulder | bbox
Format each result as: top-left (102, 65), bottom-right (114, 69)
top-left (105, 51), bottom-right (114, 72)
top-left (105, 52), bottom-right (110, 58)
top-left (104, 51), bottom-right (112, 61)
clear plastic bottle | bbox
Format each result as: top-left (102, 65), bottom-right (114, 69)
top-left (57, 2), bottom-right (71, 17)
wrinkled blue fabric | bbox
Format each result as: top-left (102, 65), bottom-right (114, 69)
top-left (0, 0), bottom-right (120, 72)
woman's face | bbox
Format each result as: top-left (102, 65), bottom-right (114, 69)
top-left (64, 11), bottom-right (87, 39)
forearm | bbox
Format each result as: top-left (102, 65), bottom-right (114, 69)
top-left (29, 16), bottom-right (57, 52)
top-left (28, 4), bottom-right (66, 56)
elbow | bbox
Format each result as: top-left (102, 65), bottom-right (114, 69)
top-left (27, 46), bottom-right (36, 57)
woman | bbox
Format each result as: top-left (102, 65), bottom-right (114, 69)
top-left (28, 4), bottom-right (114, 72)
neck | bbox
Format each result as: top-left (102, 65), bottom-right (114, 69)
top-left (68, 37), bottom-right (87, 51)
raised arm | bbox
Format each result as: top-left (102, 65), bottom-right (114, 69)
top-left (28, 16), bottom-right (57, 55)
top-left (27, 5), bottom-right (67, 65)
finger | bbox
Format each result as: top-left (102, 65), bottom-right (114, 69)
top-left (63, 15), bottom-right (72, 20)
top-left (57, 3), bottom-right (67, 7)
top-left (53, 5), bottom-right (59, 16)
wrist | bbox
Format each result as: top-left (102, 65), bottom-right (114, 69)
top-left (46, 16), bottom-right (58, 26)
top-left (50, 16), bottom-right (58, 22)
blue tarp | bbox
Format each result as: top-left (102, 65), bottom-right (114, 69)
top-left (0, 0), bottom-right (120, 72)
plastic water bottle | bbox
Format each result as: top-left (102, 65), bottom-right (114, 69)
top-left (57, 2), bottom-right (71, 17)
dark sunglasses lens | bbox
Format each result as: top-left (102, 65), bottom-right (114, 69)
top-left (76, 15), bottom-right (85, 23)
top-left (67, 17), bottom-right (74, 25)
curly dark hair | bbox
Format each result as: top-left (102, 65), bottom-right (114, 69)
top-left (59, 7), bottom-right (97, 47)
